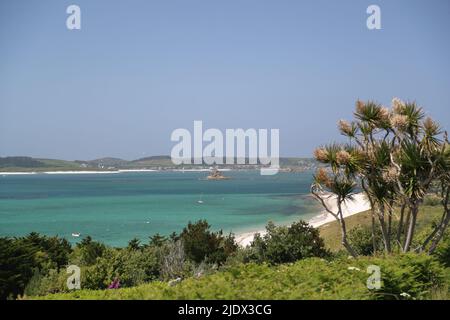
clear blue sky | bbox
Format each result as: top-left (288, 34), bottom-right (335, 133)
top-left (1, 0), bottom-right (449, 160)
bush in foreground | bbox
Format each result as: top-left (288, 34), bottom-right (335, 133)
top-left (33, 253), bottom-right (448, 300)
top-left (180, 220), bottom-right (238, 265)
top-left (244, 220), bottom-right (329, 264)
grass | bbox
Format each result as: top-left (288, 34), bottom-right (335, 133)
top-left (33, 254), bottom-right (448, 300)
top-left (319, 206), bottom-right (444, 252)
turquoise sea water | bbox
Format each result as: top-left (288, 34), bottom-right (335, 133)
top-left (0, 171), bottom-right (320, 247)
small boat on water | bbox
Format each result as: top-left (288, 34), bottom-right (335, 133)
top-left (197, 193), bottom-right (204, 204)
top-left (71, 232), bottom-right (81, 237)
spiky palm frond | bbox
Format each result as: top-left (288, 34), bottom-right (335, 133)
top-left (402, 102), bottom-right (425, 136)
top-left (372, 141), bottom-right (392, 168)
top-left (329, 175), bottom-right (356, 201)
top-left (421, 117), bottom-right (442, 152)
top-left (396, 140), bottom-right (431, 200)
top-left (433, 143), bottom-right (450, 183)
top-left (314, 144), bottom-right (342, 173)
top-left (342, 145), bottom-right (365, 176)
top-left (399, 140), bottom-right (429, 172)
top-left (338, 120), bottom-right (358, 138)
top-left (354, 101), bottom-right (389, 129)
top-left (365, 178), bottom-right (395, 205)
top-left (357, 122), bottom-right (373, 140)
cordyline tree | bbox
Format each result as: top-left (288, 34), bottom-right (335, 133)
top-left (311, 98), bottom-right (449, 257)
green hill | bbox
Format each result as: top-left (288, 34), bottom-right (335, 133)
top-left (0, 157), bottom-right (83, 172)
top-left (0, 157), bottom-right (46, 168)
top-left (0, 156), bottom-right (317, 172)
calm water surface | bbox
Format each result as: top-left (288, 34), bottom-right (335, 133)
top-left (0, 171), bottom-right (319, 246)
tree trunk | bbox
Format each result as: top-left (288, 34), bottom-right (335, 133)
top-left (338, 200), bottom-right (357, 257)
top-left (428, 188), bottom-right (450, 254)
top-left (376, 203), bottom-right (391, 253)
top-left (402, 207), bottom-right (412, 249)
top-left (396, 202), bottom-right (406, 245)
top-left (428, 211), bottom-right (449, 254)
top-left (403, 205), bottom-right (418, 252)
top-left (420, 210), bottom-right (447, 252)
top-left (371, 209), bottom-right (377, 254)
top-left (311, 189), bottom-right (357, 257)
top-left (387, 205), bottom-right (393, 253)
top-left (362, 183), bottom-right (377, 254)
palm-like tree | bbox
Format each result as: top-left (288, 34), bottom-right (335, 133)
top-left (311, 145), bottom-right (361, 257)
top-left (314, 98), bottom-right (449, 255)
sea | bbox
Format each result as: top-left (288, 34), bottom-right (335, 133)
top-left (0, 170), bottom-right (320, 247)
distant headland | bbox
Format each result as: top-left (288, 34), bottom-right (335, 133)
top-left (0, 156), bottom-right (319, 174)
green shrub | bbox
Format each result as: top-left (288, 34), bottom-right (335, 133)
top-left (370, 253), bottom-right (446, 299)
top-left (24, 269), bottom-right (69, 297)
top-left (180, 220), bottom-right (237, 264)
top-left (0, 233), bottom-right (72, 299)
top-left (246, 220), bottom-right (329, 264)
top-left (0, 238), bottom-right (37, 299)
top-left (348, 225), bottom-right (384, 255)
top-left (72, 236), bottom-right (106, 266)
top-left (35, 253), bottom-right (447, 300)
top-left (434, 233), bottom-right (450, 268)
top-left (82, 246), bottom-right (160, 290)
top-left (148, 233), bottom-right (168, 247)
top-left (347, 222), bottom-right (400, 256)
top-left (20, 232), bottom-right (72, 271)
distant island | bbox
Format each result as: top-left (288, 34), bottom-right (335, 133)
top-left (206, 168), bottom-right (230, 180)
top-left (0, 156), bottom-right (318, 173)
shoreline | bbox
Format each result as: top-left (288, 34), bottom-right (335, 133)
top-left (0, 168), bottom-right (235, 175)
top-left (234, 192), bottom-right (371, 247)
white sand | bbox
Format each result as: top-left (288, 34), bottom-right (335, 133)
top-left (43, 171), bottom-right (120, 174)
top-left (0, 169), bottom-right (160, 175)
top-left (0, 172), bottom-right (39, 175)
top-left (173, 168), bottom-right (232, 172)
top-left (117, 169), bottom-right (158, 173)
top-left (0, 168), bottom-right (234, 175)
top-left (235, 192), bottom-right (371, 247)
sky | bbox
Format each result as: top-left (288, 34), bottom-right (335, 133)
top-left (0, 0), bottom-right (449, 160)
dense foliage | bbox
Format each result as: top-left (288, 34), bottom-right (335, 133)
top-left (36, 254), bottom-right (448, 300)
top-left (2, 216), bottom-right (449, 300)
top-left (244, 221), bottom-right (329, 264)
top-left (1, 220), bottom-right (243, 298)
top-left (180, 220), bottom-right (238, 264)
top-left (347, 223), bottom-right (399, 256)
top-left (0, 233), bottom-right (71, 299)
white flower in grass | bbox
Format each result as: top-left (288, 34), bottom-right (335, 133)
top-left (347, 266), bottom-right (361, 271)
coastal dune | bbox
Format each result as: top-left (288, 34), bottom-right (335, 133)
top-left (235, 192), bottom-right (371, 247)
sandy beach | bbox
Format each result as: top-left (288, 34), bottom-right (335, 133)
top-left (0, 169), bottom-right (157, 175)
top-left (0, 168), bottom-right (230, 175)
top-left (235, 192), bottom-right (371, 247)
